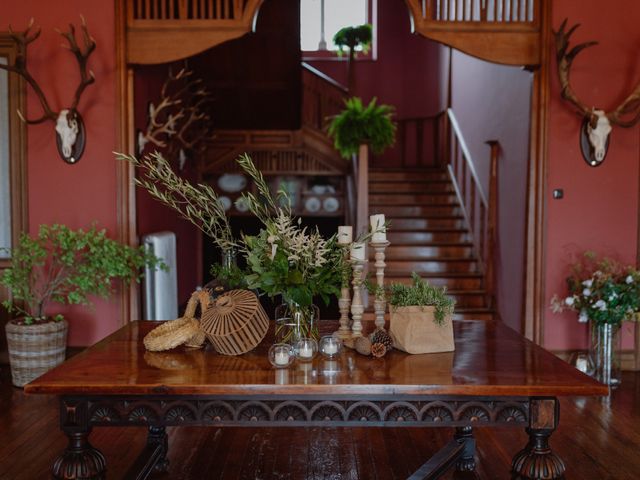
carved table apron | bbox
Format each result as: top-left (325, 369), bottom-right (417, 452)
top-left (25, 320), bottom-right (607, 480)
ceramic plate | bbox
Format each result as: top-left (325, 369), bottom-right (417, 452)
top-left (235, 197), bottom-right (249, 212)
top-left (305, 197), bottom-right (321, 213)
top-left (218, 174), bottom-right (247, 193)
top-left (219, 196), bottom-right (232, 211)
top-left (323, 197), bottom-right (340, 213)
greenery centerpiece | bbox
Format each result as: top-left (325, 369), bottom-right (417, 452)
top-left (1, 224), bottom-right (163, 386)
top-left (551, 251), bottom-right (640, 385)
top-left (328, 96), bottom-right (396, 159)
top-left (236, 155), bottom-right (345, 342)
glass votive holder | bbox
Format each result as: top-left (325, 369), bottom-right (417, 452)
top-left (268, 343), bottom-right (294, 368)
top-left (319, 335), bottom-right (342, 359)
top-left (294, 338), bottom-right (318, 362)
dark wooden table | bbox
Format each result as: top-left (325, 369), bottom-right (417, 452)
top-left (26, 320), bottom-right (607, 480)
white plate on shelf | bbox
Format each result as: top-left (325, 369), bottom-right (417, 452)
top-left (323, 197), bottom-right (340, 213)
top-left (235, 197), bottom-right (249, 212)
top-left (218, 174), bottom-right (247, 193)
top-left (219, 196), bottom-right (232, 211)
top-left (305, 197), bottom-right (321, 213)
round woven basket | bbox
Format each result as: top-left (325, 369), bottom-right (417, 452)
top-left (143, 317), bottom-right (199, 352)
top-left (200, 289), bottom-right (269, 355)
top-left (5, 318), bottom-right (68, 388)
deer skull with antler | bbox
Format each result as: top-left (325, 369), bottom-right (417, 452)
top-left (0, 16), bottom-right (96, 164)
top-left (554, 19), bottom-right (640, 167)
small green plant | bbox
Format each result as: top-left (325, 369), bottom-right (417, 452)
top-left (209, 262), bottom-right (248, 290)
top-left (388, 273), bottom-right (456, 325)
top-left (328, 97), bottom-right (396, 159)
top-left (0, 224), bottom-right (165, 324)
top-left (333, 24), bottom-right (372, 56)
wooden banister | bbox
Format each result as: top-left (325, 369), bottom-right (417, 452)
top-left (443, 109), bottom-right (499, 310)
top-left (355, 144), bottom-right (369, 236)
top-left (301, 62), bottom-right (348, 134)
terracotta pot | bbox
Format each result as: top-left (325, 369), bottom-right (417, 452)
top-left (5, 318), bottom-right (68, 387)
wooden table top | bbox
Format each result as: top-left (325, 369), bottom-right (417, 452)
top-left (25, 320), bottom-right (608, 397)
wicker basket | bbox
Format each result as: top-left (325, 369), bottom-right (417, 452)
top-left (5, 318), bottom-right (68, 387)
top-left (200, 289), bottom-right (269, 355)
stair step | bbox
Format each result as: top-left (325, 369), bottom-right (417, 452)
top-left (447, 291), bottom-right (487, 308)
top-left (370, 193), bottom-right (459, 205)
top-left (386, 259), bottom-right (480, 274)
top-left (381, 244), bottom-right (474, 260)
top-left (369, 182), bottom-right (455, 193)
top-left (390, 218), bottom-right (467, 230)
top-left (369, 171), bottom-right (449, 181)
top-left (452, 309), bottom-right (495, 321)
top-left (388, 231), bottom-right (472, 244)
top-left (385, 274), bottom-right (483, 289)
top-left (375, 205), bottom-right (462, 217)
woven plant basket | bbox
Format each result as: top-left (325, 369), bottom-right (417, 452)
top-left (201, 289), bottom-right (269, 355)
top-left (5, 318), bottom-right (68, 388)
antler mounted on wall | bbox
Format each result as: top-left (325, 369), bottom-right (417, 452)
top-left (554, 19), bottom-right (640, 167)
top-left (0, 16), bottom-right (96, 164)
top-left (138, 67), bottom-right (212, 170)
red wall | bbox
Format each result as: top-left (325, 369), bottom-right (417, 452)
top-left (450, 51), bottom-right (532, 333)
top-left (544, 0), bottom-right (640, 350)
top-left (4, 2), bottom-right (121, 346)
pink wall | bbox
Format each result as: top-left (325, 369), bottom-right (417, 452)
top-left (4, 2), bottom-right (122, 346)
top-left (544, 0), bottom-right (640, 350)
top-left (450, 51), bottom-right (532, 333)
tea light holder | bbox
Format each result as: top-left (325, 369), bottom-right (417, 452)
top-left (350, 259), bottom-right (366, 338)
top-left (319, 335), bottom-right (342, 359)
top-left (294, 338), bottom-right (318, 362)
top-left (370, 240), bottom-right (390, 331)
top-left (268, 343), bottom-right (294, 368)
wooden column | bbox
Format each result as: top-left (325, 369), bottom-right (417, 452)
top-left (356, 143), bottom-right (369, 236)
top-left (485, 141), bottom-right (500, 311)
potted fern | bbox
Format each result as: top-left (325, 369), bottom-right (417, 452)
top-left (387, 273), bottom-right (456, 354)
top-left (333, 23), bottom-right (372, 91)
top-left (1, 224), bottom-right (164, 387)
top-left (328, 96), bottom-right (396, 160)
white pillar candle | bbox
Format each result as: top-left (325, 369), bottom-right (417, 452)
top-left (338, 226), bottom-right (353, 244)
top-left (350, 241), bottom-right (366, 261)
top-left (275, 351), bottom-right (290, 366)
top-left (370, 214), bottom-right (387, 242)
top-left (299, 345), bottom-right (313, 358)
top-left (324, 342), bottom-right (338, 355)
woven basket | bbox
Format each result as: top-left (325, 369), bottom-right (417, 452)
top-left (200, 289), bottom-right (269, 355)
top-left (183, 290), bottom-right (211, 348)
top-left (5, 318), bottom-right (68, 388)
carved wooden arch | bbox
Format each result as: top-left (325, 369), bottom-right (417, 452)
top-left (126, 0), bottom-right (265, 64)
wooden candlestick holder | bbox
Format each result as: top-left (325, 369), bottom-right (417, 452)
top-left (370, 240), bottom-right (390, 331)
top-left (350, 259), bottom-right (366, 338)
top-left (336, 245), bottom-right (352, 340)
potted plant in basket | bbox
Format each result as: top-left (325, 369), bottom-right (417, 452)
top-left (551, 251), bottom-right (640, 386)
top-left (1, 224), bottom-right (164, 387)
top-left (387, 273), bottom-right (456, 354)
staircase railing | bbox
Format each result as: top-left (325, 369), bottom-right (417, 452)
top-left (443, 109), bottom-right (499, 309)
top-left (374, 115), bottom-right (442, 168)
top-left (301, 62), bottom-right (348, 134)
top-left (419, 0), bottom-right (539, 25)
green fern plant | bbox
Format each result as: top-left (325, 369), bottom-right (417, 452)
top-left (388, 273), bottom-right (456, 326)
top-left (328, 97), bottom-right (396, 159)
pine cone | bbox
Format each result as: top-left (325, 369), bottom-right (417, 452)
top-left (371, 342), bottom-right (387, 358)
top-left (370, 329), bottom-right (393, 350)
top-left (355, 336), bottom-right (372, 356)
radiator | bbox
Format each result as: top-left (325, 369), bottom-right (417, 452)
top-left (142, 231), bottom-right (178, 320)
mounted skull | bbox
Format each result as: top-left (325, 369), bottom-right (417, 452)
top-left (554, 20), bottom-right (640, 167)
top-left (0, 17), bottom-right (96, 164)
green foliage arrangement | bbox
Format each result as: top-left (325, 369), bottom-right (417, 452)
top-left (116, 151), bottom-right (236, 250)
top-left (551, 251), bottom-right (640, 326)
top-left (328, 97), bottom-right (396, 159)
top-left (0, 224), bottom-right (164, 324)
top-left (333, 24), bottom-right (372, 56)
top-left (388, 273), bottom-right (456, 326)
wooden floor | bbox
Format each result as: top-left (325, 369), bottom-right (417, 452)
top-left (1, 368), bottom-right (639, 479)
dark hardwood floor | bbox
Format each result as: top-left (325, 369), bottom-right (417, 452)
top-left (1, 367), bottom-right (639, 479)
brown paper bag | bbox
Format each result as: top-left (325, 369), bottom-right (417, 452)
top-left (389, 306), bottom-right (455, 354)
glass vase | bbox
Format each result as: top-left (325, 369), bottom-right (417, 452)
top-left (275, 301), bottom-right (320, 344)
top-left (589, 322), bottom-right (622, 386)
top-left (204, 248), bottom-right (238, 298)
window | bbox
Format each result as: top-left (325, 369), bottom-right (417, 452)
top-left (0, 36), bottom-right (27, 266)
top-left (300, 0), bottom-right (375, 57)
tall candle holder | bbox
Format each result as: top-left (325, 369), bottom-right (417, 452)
top-left (370, 240), bottom-right (390, 331)
top-left (336, 245), bottom-right (352, 340)
top-left (350, 259), bottom-right (366, 338)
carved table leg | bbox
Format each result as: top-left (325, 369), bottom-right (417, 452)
top-left (454, 426), bottom-right (476, 472)
top-left (148, 426), bottom-right (170, 472)
top-left (511, 398), bottom-right (565, 480)
top-left (52, 430), bottom-right (106, 480)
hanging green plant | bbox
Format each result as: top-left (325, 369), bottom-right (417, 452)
top-left (333, 24), bottom-right (373, 56)
top-left (328, 97), bottom-right (396, 159)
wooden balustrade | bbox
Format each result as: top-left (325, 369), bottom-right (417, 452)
top-left (376, 115), bottom-right (442, 168)
top-left (130, 0), bottom-right (244, 21)
top-left (444, 109), bottom-right (499, 309)
top-left (301, 63), bottom-right (348, 133)
top-left (424, 0), bottom-right (538, 24)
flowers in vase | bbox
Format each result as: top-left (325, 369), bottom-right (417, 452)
top-left (551, 251), bottom-right (640, 326)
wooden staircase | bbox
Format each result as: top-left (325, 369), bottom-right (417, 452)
top-left (369, 167), bottom-right (494, 320)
